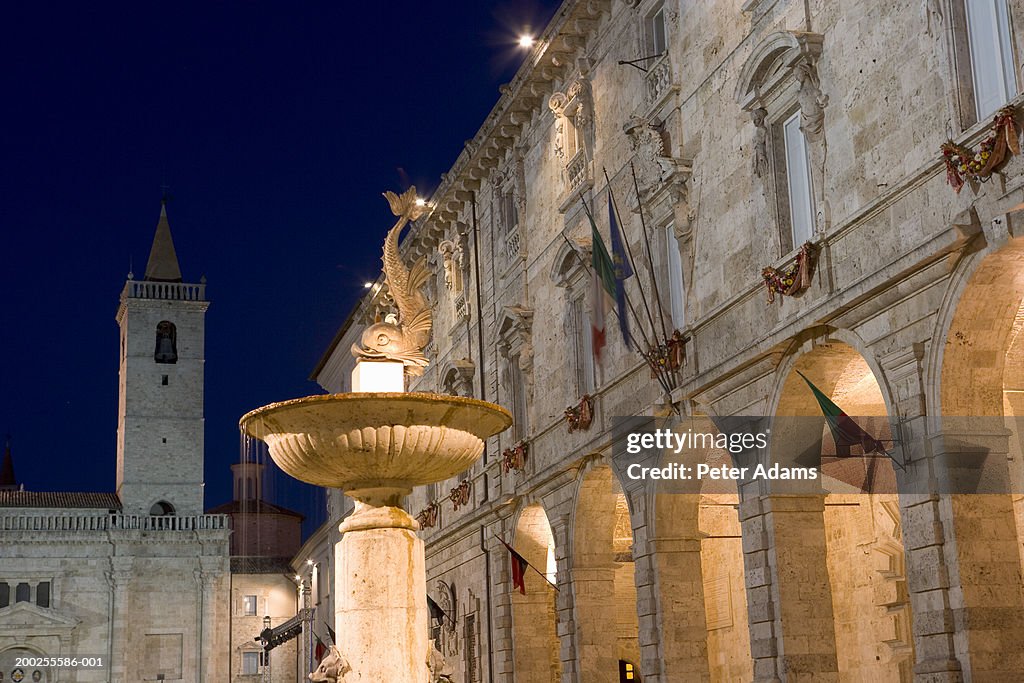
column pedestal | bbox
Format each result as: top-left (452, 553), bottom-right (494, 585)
top-left (336, 493), bottom-right (427, 683)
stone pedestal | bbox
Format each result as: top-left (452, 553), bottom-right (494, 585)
top-left (336, 497), bottom-right (427, 683)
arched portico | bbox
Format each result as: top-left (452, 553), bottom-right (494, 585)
top-left (511, 503), bottom-right (560, 683)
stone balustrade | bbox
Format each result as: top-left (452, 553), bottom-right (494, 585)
top-left (121, 279), bottom-right (206, 302)
top-left (0, 513), bottom-right (228, 532)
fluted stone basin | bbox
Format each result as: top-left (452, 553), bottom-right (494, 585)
top-left (239, 392), bottom-right (512, 495)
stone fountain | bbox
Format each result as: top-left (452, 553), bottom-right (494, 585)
top-left (241, 187), bottom-right (511, 682)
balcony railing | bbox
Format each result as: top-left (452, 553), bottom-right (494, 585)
top-left (566, 151), bottom-right (589, 195)
top-left (0, 513), bottom-right (228, 532)
top-left (646, 54), bottom-right (674, 106)
top-left (505, 225), bottom-right (522, 261)
top-left (121, 280), bottom-right (206, 302)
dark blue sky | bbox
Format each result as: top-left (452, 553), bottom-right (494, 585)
top-left (1, 1), bottom-right (560, 531)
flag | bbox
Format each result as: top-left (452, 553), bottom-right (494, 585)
top-left (314, 633), bottom-right (326, 663)
top-left (427, 595), bottom-right (445, 625)
top-left (324, 621), bottom-right (335, 645)
top-left (499, 538), bottom-right (530, 595)
top-left (589, 210), bottom-right (616, 364)
top-left (796, 371), bottom-right (886, 456)
top-left (607, 192), bottom-right (634, 350)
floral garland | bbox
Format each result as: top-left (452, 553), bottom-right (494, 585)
top-left (762, 241), bottom-right (817, 304)
top-left (416, 501), bottom-right (440, 529)
top-left (565, 394), bottom-right (594, 433)
top-left (502, 441), bottom-right (528, 474)
top-left (942, 106), bottom-right (1019, 193)
top-left (449, 480), bottom-right (471, 511)
top-left (645, 330), bottom-right (687, 378)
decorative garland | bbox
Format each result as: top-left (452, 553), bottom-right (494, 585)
top-left (565, 394), bottom-right (594, 433)
top-left (942, 106), bottom-right (1019, 194)
top-left (762, 241), bottom-right (817, 304)
top-left (416, 501), bottom-right (440, 529)
top-left (449, 480), bottom-right (471, 511)
top-left (645, 330), bottom-right (687, 378)
top-left (502, 441), bottom-right (529, 474)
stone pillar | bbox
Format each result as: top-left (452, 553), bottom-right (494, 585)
top-left (336, 494), bottom-right (427, 683)
top-left (740, 494), bottom-right (839, 683)
top-left (487, 525), bottom-right (516, 683)
top-left (626, 486), bottom-right (711, 683)
top-left (106, 557), bottom-right (133, 683)
top-left (931, 426), bottom-right (1024, 680)
top-left (571, 565), bottom-right (618, 683)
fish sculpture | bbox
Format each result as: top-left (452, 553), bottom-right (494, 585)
top-left (352, 186), bottom-right (432, 374)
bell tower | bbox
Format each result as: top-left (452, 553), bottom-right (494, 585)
top-left (116, 201), bottom-right (209, 516)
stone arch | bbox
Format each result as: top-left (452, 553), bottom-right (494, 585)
top-left (0, 645), bottom-right (52, 682)
top-left (149, 500), bottom-right (176, 516)
top-left (927, 236), bottom-right (1024, 678)
top-left (734, 30), bottom-right (804, 107)
top-left (763, 335), bottom-right (913, 681)
top-left (571, 459), bottom-right (640, 682)
top-left (511, 503), bottom-right (560, 683)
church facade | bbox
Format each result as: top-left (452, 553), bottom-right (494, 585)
top-left (0, 206), bottom-right (232, 683)
top-left (311, 1), bottom-right (1024, 682)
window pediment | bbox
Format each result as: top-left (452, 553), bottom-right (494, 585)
top-left (0, 601), bottom-right (79, 634)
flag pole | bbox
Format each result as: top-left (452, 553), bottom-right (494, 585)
top-left (601, 169), bottom-right (660, 358)
top-left (493, 533), bottom-right (559, 591)
top-left (559, 229), bottom-right (674, 400)
top-left (629, 160), bottom-right (671, 345)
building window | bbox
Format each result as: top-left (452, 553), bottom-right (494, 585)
top-left (501, 190), bottom-right (518, 235)
top-left (965, 0), bottom-right (1017, 120)
top-left (15, 582), bottom-right (30, 603)
top-left (464, 612), bottom-right (480, 682)
top-left (36, 581), bottom-right (50, 608)
top-left (154, 321), bottom-right (178, 364)
top-left (644, 3), bottom-right (667, 56)
top-left (779, 111), bottom-right (815, 251)
top-left (243, 595), bottom-right (258, 616)
top-left (0, 583), bottom-right (9, 608)
top-left (242, 651), bottom-right (260, 675)
top-left (161, 374), bottom-right (169, 386)
top-left (572, 297), bottom-right (596, 394)
top-left (509, 353), bottom-right (529, 441)
top-left (664, 225), bottom-right (686, 331)
top-left (150, 500), bottom-right (175, 516)
top-left (619, 660), bottom-right (637, 681)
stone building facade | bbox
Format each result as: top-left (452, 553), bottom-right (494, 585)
top-left (0, 205), bottom-right (231, 683)
top-left (310, 0), bottom-right (1024, 681)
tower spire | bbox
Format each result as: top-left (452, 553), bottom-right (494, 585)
top-left (0, 435), bottom-right (19, 491)
top-left (144, 199), bottom-right (183, 282)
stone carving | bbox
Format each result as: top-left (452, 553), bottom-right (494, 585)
top-left (438, 239), bottom-right (463, 292)
top-left (435, 580), bottom-right (459, 657)
top-left (549, 93), bottom-right (568, 160)
top-left (751, 108), bottom-right (769, 179)
top-left (795, 60), bottom-right (828, 138)
top-left (623, 117), bottom-right (693, 232)
top-left (352, 187), bottom-right (432, 375)
top-left (427, 638), bottom-right (455, 682)
top-left (308, 645), bottom-right (352, 682)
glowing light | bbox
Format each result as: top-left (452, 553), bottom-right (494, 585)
top-left (518, 35), bottom-right (535, 49)
top-left (294, 574), bottom-right (302, 581)
top-left (364, 282), bottom-right (373, 289)
top-left (414, 198), bottom-right (426, 207)
top-left (307, 559), bottom-right (315, 566)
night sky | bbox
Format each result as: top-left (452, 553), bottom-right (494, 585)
top-left (1, 1), bottom-right (561, 533)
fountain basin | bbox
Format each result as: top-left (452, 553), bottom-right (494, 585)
top-left (239, 392), bottom-right (512, 492)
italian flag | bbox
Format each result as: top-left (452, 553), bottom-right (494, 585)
top-left (796, 371), bottom-right (886, 456)
top-left (589, 211), bottom-right (617, 364)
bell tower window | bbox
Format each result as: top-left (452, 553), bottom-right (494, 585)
top-left (155, 321), bottom-right (178, 364)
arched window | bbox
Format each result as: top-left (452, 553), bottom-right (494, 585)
top-left (155, 321), bottom-right (178, 363)
top-left (150, 500), bottom-right (176, 516)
